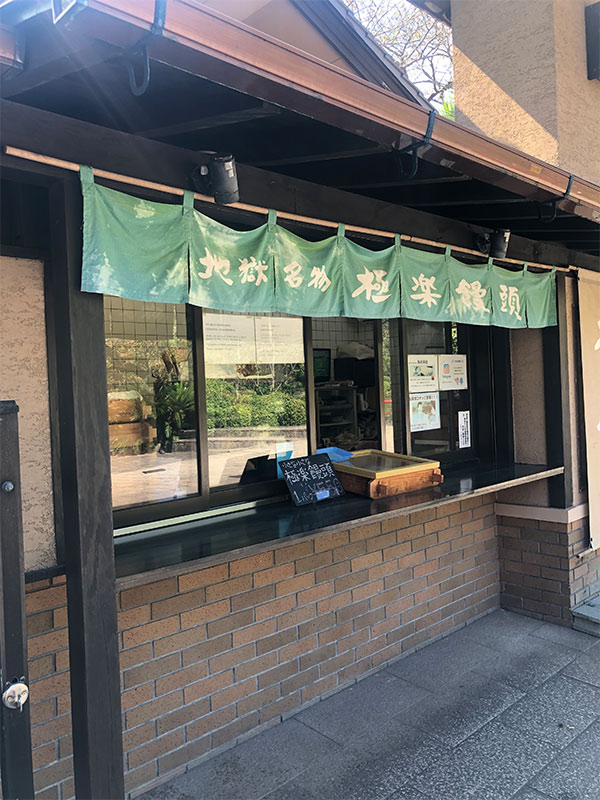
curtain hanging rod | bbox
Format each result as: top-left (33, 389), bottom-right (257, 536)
top-left (4, 146), bottom-right (572, 274)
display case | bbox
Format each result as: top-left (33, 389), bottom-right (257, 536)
top-left (315, 385), bottom-right (358, 449)
top-left (333, 449), bottom-right (443, 498)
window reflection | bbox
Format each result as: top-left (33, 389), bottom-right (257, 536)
top-left (203, 310), bottom-right (307, 489)
top-left (104, 298), bottom-right (198, 508)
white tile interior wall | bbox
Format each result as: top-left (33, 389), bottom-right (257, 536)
top-left (311, 317), bottom-right (375, 354)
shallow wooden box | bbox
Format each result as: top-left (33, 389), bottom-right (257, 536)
top-left (333, 450), bottom-right (443, 499)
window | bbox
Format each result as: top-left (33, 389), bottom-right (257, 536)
top-left (106, 300), bottom-right (310, 524)
top-left (106, 298), bottom-right (509, 528)
top-left (404, 319), bottom-right (475, 460)
top-left (104, 297), bottom-right (198, 510)
top-left (203, 310), bottom-right (307, 490)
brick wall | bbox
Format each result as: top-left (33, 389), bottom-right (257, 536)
top-left (25, 577), bottom-right (73, 800)
top-left (25, 495), bottom-right (498, 798)
top-left (498, 514), bottom-right (600, 624)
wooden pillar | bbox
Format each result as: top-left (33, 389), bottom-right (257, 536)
top-left (48, 177), bottom-right (124, 799)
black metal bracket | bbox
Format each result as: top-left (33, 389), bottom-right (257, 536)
top-left (538, 173), bottom-right (574, 224)
top-left (124, 0), bottom-right (167, 96)
top-left (392, 109), bottom-right (437, 180)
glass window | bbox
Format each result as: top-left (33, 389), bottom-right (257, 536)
top-left (405, 319), bottom-right (473, 458)
top-left (203, 310), bottom-right (308, 489)
top-left (311, 318), bottom-right (380, 450)
top-left (104, 298), bottom-right (198, 508)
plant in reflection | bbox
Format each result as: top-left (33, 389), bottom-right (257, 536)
top-left (153, 350), bottom-right (196, 453)
top-left (205, 371), bottom-right (306, 430)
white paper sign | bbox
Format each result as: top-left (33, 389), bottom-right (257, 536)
top-left (203, 313), bottom-right (256, 364)
top-left (409, 392), bottom-right (441, 432)
top-left (438, 354), bottom-right (468, 391)
top-left (203, 314), bottom-right (303, 365)
top-left (255, 317), bottom-right (304, 364)
top-left (458, 410), bottom-right (471, 448)
top-left (407, 355), bottom-right (439, 392)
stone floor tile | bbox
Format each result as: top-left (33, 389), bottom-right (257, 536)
top-left (142, 718), bottom-right (341, 800)
top-left (294, 671), bottom-right (430, 744)
top-left (387, 788), bottom-right (431, 799)
top-left (561, 642), bottom-right (600, 688)
top-left (263, 722), bottom-right (448, 800)
top-left (509, 790), bottom-right (553, 800)
top-left (531, 622), bottom-right (598, 652)
top-left (411, 719), bottom-right (560, 800)
top-left (452, 609), bottom-right (545, 651)
top-left (472, 634), bottom-right (580, 692)
top-left (396, 670), bottom-right (523, 747)
top-left (498, 674), bottom-right (600, 747)
top-left (384, 634), bottom-right (496, 691)
top-left (530, 719), bottom-right (600, 799)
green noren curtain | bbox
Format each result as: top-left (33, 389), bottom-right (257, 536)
top-left (80, 170), bottom-right (558, 328)
top-left (80, 166), bottom-right (189, 304)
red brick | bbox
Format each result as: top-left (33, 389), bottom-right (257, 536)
top-left (253, 563), bottom-right (294, 588)
top-left (180, 599), bottom-right (230, 629)
top-left (211, 678), bottom-right (257, 711)
top-left (276, 573), bottom-right (314, 597)
top-left (232, 619), bottom-right (276, 648)
top-left (314, 530), bottom-right (349, 552)
top-left (255, 595), bottom-right (296, 621)
top-left (230, 552), bottom-right (274, 577)
top-left (275, 541), bottom-right (314, 563)
top-left (178, 564), bottom-right (229, 592)
top-left (206, 575), bottom-right (252, 602)
top-left (295, 551), bottom-right (332, 574)
top-left (121, 579), bottom-right (179, 610)
top-left (183, 669), bottom-right (234, 704)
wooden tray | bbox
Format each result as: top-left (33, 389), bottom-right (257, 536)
top-left (333, 449), bottom-right (443, 499)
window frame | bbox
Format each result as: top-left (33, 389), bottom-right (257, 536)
top-left (112, 309), bottom-right (316, 529)
top-left (111, 305), bottom-right (513, 531)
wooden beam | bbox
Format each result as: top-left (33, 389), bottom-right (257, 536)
top-left (0, 20), bottom-right (118, 98)
top-left (47, 176), bottom-right (124, 800)
top-left (248, 144), bottom-right (387, 168)
top-left (1, 99), bottom-right (598, 270)
top-left (136, 101), bottom-right (282, 138)
top-left (0, 402), bottom-right (35, 800)
top-left (58, 0), bottom-right (600, 222)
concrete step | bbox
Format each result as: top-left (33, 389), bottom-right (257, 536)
top-left (572, 595), bottom-right (600, 637)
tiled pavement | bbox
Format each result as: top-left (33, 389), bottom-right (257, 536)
top-left (142, 609), bottom-right (600, 800)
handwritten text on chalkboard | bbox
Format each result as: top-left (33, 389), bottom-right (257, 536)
top-left (279, 454), bottom-right (345, 506)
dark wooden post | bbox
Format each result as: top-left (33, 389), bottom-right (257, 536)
top-left (0, 401), bottom-right (35, 800)
top-left (48, 177), bottom-right (124, 799)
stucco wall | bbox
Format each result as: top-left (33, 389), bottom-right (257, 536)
top-left (453, 0), bottom-right (559, 164)
top-left (554, 0), bottom-right (600, 184)
top-left (453, 0), bottom-right (600, 185)
top-left (0, 257), bottom-right (56, 570)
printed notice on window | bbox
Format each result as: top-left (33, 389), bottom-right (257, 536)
top-left (438, 354), bottom-right (468, 391)
top-left (458, 410), bottom-right (471, 449)
top-left (409, 392), bottom-right (440, 432)
top-left (407, 355), bottom-right (439, 392)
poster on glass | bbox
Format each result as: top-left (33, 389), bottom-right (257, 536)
top-left (438, 354), bottom-right (468, 390)
top-left (409, 392), bottom-right (441, 432)
top-left (407, 355), bottom-right (439, 392)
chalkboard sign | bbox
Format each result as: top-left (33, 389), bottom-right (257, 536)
top-left (279, 454), bottom-right (345, 506)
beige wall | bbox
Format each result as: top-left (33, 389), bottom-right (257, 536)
top-left (452, 0), bottom-right (600, 185)
top-left (0, 257), bottom-right (56, 570)
top-left (501, 329), bottom-right (550, 506)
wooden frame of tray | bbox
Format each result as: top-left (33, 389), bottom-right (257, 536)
top-left (333, 450), bottom-right (440, 478)
top-left (333, 450), bottom-right (443, 499)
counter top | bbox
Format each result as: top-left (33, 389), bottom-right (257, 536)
top-left (114, 462), bottom-right (563, 588)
